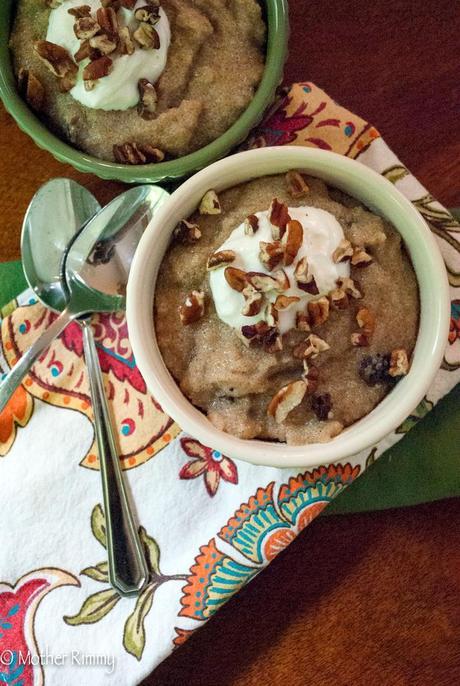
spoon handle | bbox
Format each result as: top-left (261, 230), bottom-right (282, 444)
top-left (81, 319), bottom-right (149, 597)
top-left (0, 308), bottom-right (74, 414)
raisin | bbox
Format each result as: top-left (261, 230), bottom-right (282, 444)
top-left (358, 354), bottom-right (392, 386)
top-left (311, 393), bottom-right (332, 421)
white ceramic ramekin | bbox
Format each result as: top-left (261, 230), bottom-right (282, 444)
top-left (127, 147), bottom-right (450, 468)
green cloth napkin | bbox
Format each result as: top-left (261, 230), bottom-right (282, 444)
top-left (0, 259), bottom-right (458, 515)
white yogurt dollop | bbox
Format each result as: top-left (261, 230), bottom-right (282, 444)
top-left (46, 0), bottom-right (170, 111)
top-left (209, 206), bottom-right (351, 334)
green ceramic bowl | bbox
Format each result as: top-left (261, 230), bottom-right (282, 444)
top-left (0, 0), bottom-right (288, 183)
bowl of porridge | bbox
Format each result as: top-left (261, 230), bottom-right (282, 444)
top-left (127, 147), bottom-right (450, 468)
top-left (0, 0), bottom-right (287, 182)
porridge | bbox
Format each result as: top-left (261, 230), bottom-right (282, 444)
top-left (10, 0), bottom-right (265, 162)
top-left (154, 172), bottom-right (419, 444)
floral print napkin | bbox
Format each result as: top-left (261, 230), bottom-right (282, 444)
top-left (0, 82), bottom-right (458, 686)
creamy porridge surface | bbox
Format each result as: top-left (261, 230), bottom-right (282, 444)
top-left (10, 0), bottom-right (265, 162)
top-left (154, 173), bottom-right (419, 445)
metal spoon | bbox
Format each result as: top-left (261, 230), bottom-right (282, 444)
top-left (1, 183), bottom-right (170, 596)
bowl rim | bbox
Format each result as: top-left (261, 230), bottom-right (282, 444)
top-left (127, 147), bottom-right (451, 468)
top-left (0, 0), bottom-right (288, 183)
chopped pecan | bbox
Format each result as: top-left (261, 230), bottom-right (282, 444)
top-left (179, 291), bottom-right (205, 325)
top-left (328, 288), bottom-right (349, 310)
top-left (269, 198), bottom-right (290, 240)
top-left (332, 239), bottom-right (353, 263)
top-left (351, 332), bottom-right (370, 347)
top-left (267, 380), bottom-right (307, 424)
top-left (224, 266), bottom-right (247, 292)
top-left (137, 78), bottom-right (157, 119)
top-left (89, 34), bottom-right (117, 55)
top-left (74, 41), bottom-right (92, 63)
top-left (119, 0), bottom-right (137, 7)
top-left (356, 307), bottom-right (375, 335)
top-left (294, 256), bottom-right (309, 283)
top-left (74, 16), bottom-right (100, 40)
top-left (207, 250), bottom-right (236, 270)
top-left (118, 26), bottom-right (135, 55)
top-left (351, 246), bottom-right (373, 267)
top-left (83, 55), bottom-right (113, 82)
top-left (336, 276), bottom-right (362, 299)
top-left (133, 22), bottom-right (160, 49)
top-left (244, 214), bottom-right (259, 235)
top-left (18, 68), bottom-right (45, 112)
top-left (113, 142), bottom-right (164, 164)
top-left (173, 219), bottom-right (201, 244)
top-left (302, 363), bottom-right (319, 394)
top-left (307, 297), bottom-right (330, 327)
top-left (311, 393), bottom-right (333, 421)
top-left (68, 5), bottom-right (91, 17)
top-left (97, 6), bottom-right (119, 38)
top-left (274, 294), bottom-right (300, 311)
top-left (388, 349), bottom-right (410, 377)
top-left (135, 5), bottom-right (160, 23)
top-left (241, 286), bottom-right (264, 316)
top-left (33, 41), bottom-right (78, 85)
top-left (199, 190), bottom-right (221, 215)
top-left (293, 333), bottom-right (330, 359)
top-left (246, 272), bottom-right (280, 292)
top-left (296, 311), bottom-right (311, 332)
top-left (284, 219), bottom-right (303, 266)
top-left (286, 170), bottom-right (309, 198)
top-left (297, 275), bottom-right (319, 295)
top-left (241, 322), bottom-right (280, 353)
top-left (265, 302), bottom-right (279, 327)
top-left (259, 241), bottom-right (284, 271)
top-left (273, 269), bottom-right (290, 291)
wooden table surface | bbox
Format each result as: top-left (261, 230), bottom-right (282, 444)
top-left (1, 0), bottom-right (459, 684)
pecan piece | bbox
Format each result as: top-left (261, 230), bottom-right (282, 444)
top-left (199, 190), bottom-right (221, 215)
top-left (224, 267), bottom-right (247, 292)
top-left (294, 256), bottom-right (309, 283)
top-left (89, 34), bottom-right (117, 55)
top-left (97, 5), bottom-right (119, 37)
top-left (83, 55), bottom-right (113, 82)
top-left (33, 41), bottom-right (78, 84)
top-left (356, 307), bottom-right (375, 335)
top-left (18, 68), bottom-right (45, 112)
top-left (118, 26), bottom-right (135, 55)
top-left (269, 198), bottom-right (290, 240)
top-left (351, 246), bottom-right (373, 267)
top-left (286, 170), bottom-right (309, 198)
top-left (259, 241), bottom-right (284, 271)
top-left (113, 142), bottom-right (164, 164)
top-left (284, 219), bottom-right (303, 266)
top-left (179, 291), bottom-right (205, 325)
top-left (133, 23), bottom-right (160, 49)
top-left (68, 5), bottom-right (91, 17)
top-left (173, 219), bottom-right (201, 244)
top-left (273, 269), bottom-right (290, 290)
top-left (274, 294), bottom-right (300, 311)
top-left (137, 78), bottom-right (157, 119)
top-left (246, 272), bottom-right (280, 292)
top-left (311, 393), bottom-right (333, 421)
top-left (135, 5), bottom-right (160, 23)
top-left (241, 322), bottom-right (280, 352)
top-left (293, 333), bottom-right (330, 360)
top-left (267, 380), bottom-right (307, 424)
top-left (265, 303), bottom-right (279, 327)
top-left (332, 239), bottom-right (353, 263)
top-left (297, 275), bottom-right (319, 295)
top-left (307, 297), bottom-right (330, 327)
top-left (244, 214), bottom-right (259, 235)
top-left (74, 16), bottom-right (100, 40)
top-left (207, 250), bottom-right (236, 270)
top-left (389, 349), bottom-right (410, 377)
top-left (328, 288), bottom-right (349, 310)
top-left (241, 286), bottom-right (264, 317)
top-left (336, 276), bottom-right (362, 299)
top-left (351, 332), bottom-right (370, 347)
top-left (119, 0), bottom-right (137, 7)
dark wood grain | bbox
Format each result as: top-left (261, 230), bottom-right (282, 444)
top-left (0, 0), bottom-right (459, 684)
